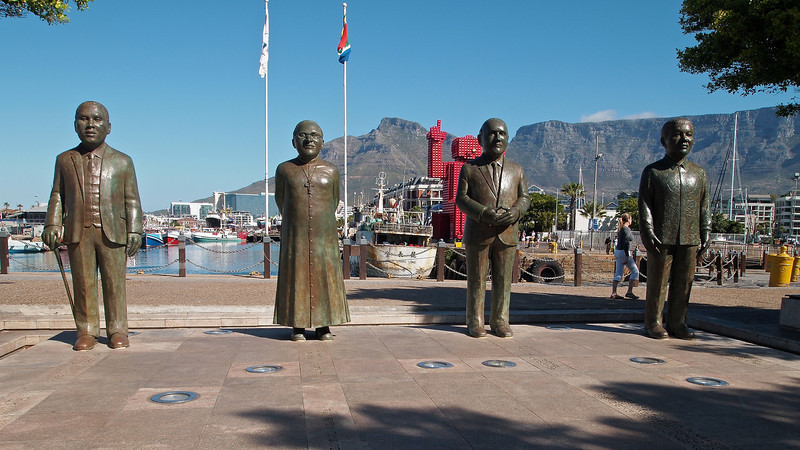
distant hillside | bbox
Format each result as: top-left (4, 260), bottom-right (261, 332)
top-left (151, 107), bottom-right (800, 214)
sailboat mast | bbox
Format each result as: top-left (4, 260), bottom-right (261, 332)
top-left (728, 112), bottom-right (738, 220)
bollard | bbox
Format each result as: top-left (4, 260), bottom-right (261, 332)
top-left (740, 251), bottom-right (746, 276)
top-left (263, 238), bottom-right (271, 279)
top-left (178, 233), bottom-right (186, 277)
top-left (715, 252), bottom-right (723, 285)
top-left (436, 240), bottom-right (446, 282)
top-left (573, 247), bottom-right (582, 287)
top-left (733, 252), bottom-right (739, 283)
top-left (0, 230), bottom-right (9, 274)
top-left (358, 237), bottom-right (367, 280)
top-left (792, 256), bottom-right (800, 283)
top-left (342, 238), bottom-right (352, 280)
top-left (769, 246), bottom-right (793, 287)
top-left (633, 249), bottom-right (642, 273)
top-left (512, 248), bottom-right (521, 283)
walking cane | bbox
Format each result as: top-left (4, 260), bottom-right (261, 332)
top-left (54, 247), bottom-right (75, 316)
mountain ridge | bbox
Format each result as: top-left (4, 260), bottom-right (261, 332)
top-left (181, 107), bottom-right (800, 213)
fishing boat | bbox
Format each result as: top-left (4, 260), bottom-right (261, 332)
top-left (350, 172), bottom-right (436, 278)
top-left (143, 232), bottom-right (165, 248)
top-left (8, 238), bottom-right (47, 253)
top-left (162, 229), bottom-right (182, 245)
top-left (190, 228), bottom-right (243, 242)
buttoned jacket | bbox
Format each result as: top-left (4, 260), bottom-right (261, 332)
top-left (456, 154), bottom-right (530, 246)
top-left (45, 144), bottom-right (143, 245)
top-left (638, 155), bottom-right (710, 249)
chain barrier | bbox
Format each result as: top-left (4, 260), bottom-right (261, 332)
top-left (185, 258), bottom-right (266, 274)
top-left (451, 248), bottom-right (467, 259)
top-left (264, 250), bottom-right (279, 267)
top-left (186, 238), bottom-right (259, 254)
top-left (8, 255), bottom-right (59, 271)
top-left (128, 259), bottom-right (180, 274)
top-left (365, 261), bottom-right (396, 277)
top-left (519, 266), bottom-right (565, 282)
top-left (443, 262), bottom-right (468, 278)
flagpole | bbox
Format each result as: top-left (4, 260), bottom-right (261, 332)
top-left (337, 2), bottom-right (348, 241)
top-left (260, 1), bottom-right (269, 236)
top-left (259, 0), bottom-right (271, 279)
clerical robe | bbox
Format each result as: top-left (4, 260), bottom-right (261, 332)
top-left (273, 157), bottom-right (350, 328)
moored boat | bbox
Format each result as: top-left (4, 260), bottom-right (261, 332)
top-left (190, 229), bottom-right (243, 242)
top-left (143, 232), bottom-right (165, 248)
top-left (349, 172), bottom-right (435, 278)
top-left (8, 238), bottom-right (47, 253)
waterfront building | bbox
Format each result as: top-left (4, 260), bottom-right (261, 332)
top-left (774, 195), bottom-right (800, 238)
top-left (216, 192), bottom-right (267, 219)
top-left (170, 201), bottom-right (214, 220)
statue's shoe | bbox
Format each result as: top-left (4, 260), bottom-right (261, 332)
top-left (108, 333), bottom-right (129, 349)
top-left (73, 334), bottom-right (97, 351)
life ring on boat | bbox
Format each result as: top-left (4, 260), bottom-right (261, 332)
top-left (529, 259), bottom-right (564, 283)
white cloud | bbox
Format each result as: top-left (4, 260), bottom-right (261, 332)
top-left (580, 110), bottom-right (617, 122)
top-left (622, 111), bottom-right (659, 120)
top-left (580, 110), bottom-right (660, 122)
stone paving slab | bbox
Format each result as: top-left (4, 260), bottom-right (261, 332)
top-left (1, 324), bottom-right (799, 448)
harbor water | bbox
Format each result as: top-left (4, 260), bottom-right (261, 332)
top-left (8, 241), bottom-right (280, 276)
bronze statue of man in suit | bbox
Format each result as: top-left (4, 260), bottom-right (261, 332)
top-left (43, 101), bottom-right (143, 351)
top-left (639, 118), bottom-right (710, 340)
top-left (456, 118), bottom-right (530, 338)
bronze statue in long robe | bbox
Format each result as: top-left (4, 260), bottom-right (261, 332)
top-left (273, 121), bottom-right (349, 338)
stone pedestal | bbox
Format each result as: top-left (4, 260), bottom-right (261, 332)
top-left (780, 295), bottom-right (800, 331)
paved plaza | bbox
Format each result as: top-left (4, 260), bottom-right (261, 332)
top-left (0, 273), bottom-right (799, 448)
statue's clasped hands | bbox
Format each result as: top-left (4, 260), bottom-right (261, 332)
top-left (484, 206), bottom-right (519, 227)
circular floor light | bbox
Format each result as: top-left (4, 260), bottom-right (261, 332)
top-left (246, 365), bottom-right (283, 374)
top-left (686, 377), bottom-right (729, 387)
top-left (417, 361), bottom-right (453, 369)
top-left (630, 357), bottom-right (666, 365)
top-left (150, 391), bottom-right (198, 404)
top-left (482, 360), bottom-right (517, 368)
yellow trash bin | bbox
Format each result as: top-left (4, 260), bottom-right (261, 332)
top-left (769, 246), bottom-right (793, 287)
top-left (792, 256), bottom-right (800, 283)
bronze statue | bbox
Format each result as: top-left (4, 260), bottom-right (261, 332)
top-left (456, 118), bottom-right (530, 338)
top-left (639, 118), bottom-right (710, 340)
top-left (42, 101), bottom-right (143, 351)
top-left (274, 120), bottom-right (349, 341)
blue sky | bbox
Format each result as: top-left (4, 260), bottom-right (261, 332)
top-left (1, 0), bottom-right (795, 212)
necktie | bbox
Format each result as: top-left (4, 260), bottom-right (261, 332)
top-left (492, 162), bottom-right (499, 191)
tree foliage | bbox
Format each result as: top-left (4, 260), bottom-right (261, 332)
top-left (579, 201), bottom-right (609, 220)
top-left (677, 0), bottom-right (800, 116)
top-left (521, 193), bottom-right (565, 233)
top-left (616, 197), bottom-right (640, 230)
top-left (561, 182), bottom-right (585, 231)
top-left (1, 0), bottom-right (92, 24)
top-left (711, 212), bottom-right (745, 233)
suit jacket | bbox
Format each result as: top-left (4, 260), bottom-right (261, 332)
top-left (45, 144), bottom-right (143, 245)
top-left (456, 154), bottom-right (530, 246)
top-left (638, 155), bottom-right (710, 249)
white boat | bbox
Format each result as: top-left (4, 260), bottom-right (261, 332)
top-left (190, 229), bottom-right (243, 242)
top-left (350, 172), bottom-right (435, 278)
top-left (8, 238), bottom-right (47, 253)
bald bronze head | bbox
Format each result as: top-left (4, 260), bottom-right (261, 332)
top-left (292, 120), bottom-right (324, 163)
top-left (74, 101), bottom-right (111, 151)
top-left (478, 118), bottom-right (508, 162)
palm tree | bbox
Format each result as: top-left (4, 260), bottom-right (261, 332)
top-left (579, 201), bottom-right (609, 227)
top-left (561, 182), bottom-right (585, 231)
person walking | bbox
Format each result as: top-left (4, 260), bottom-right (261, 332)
top-left (610, 213), bottom-right (639, 299)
